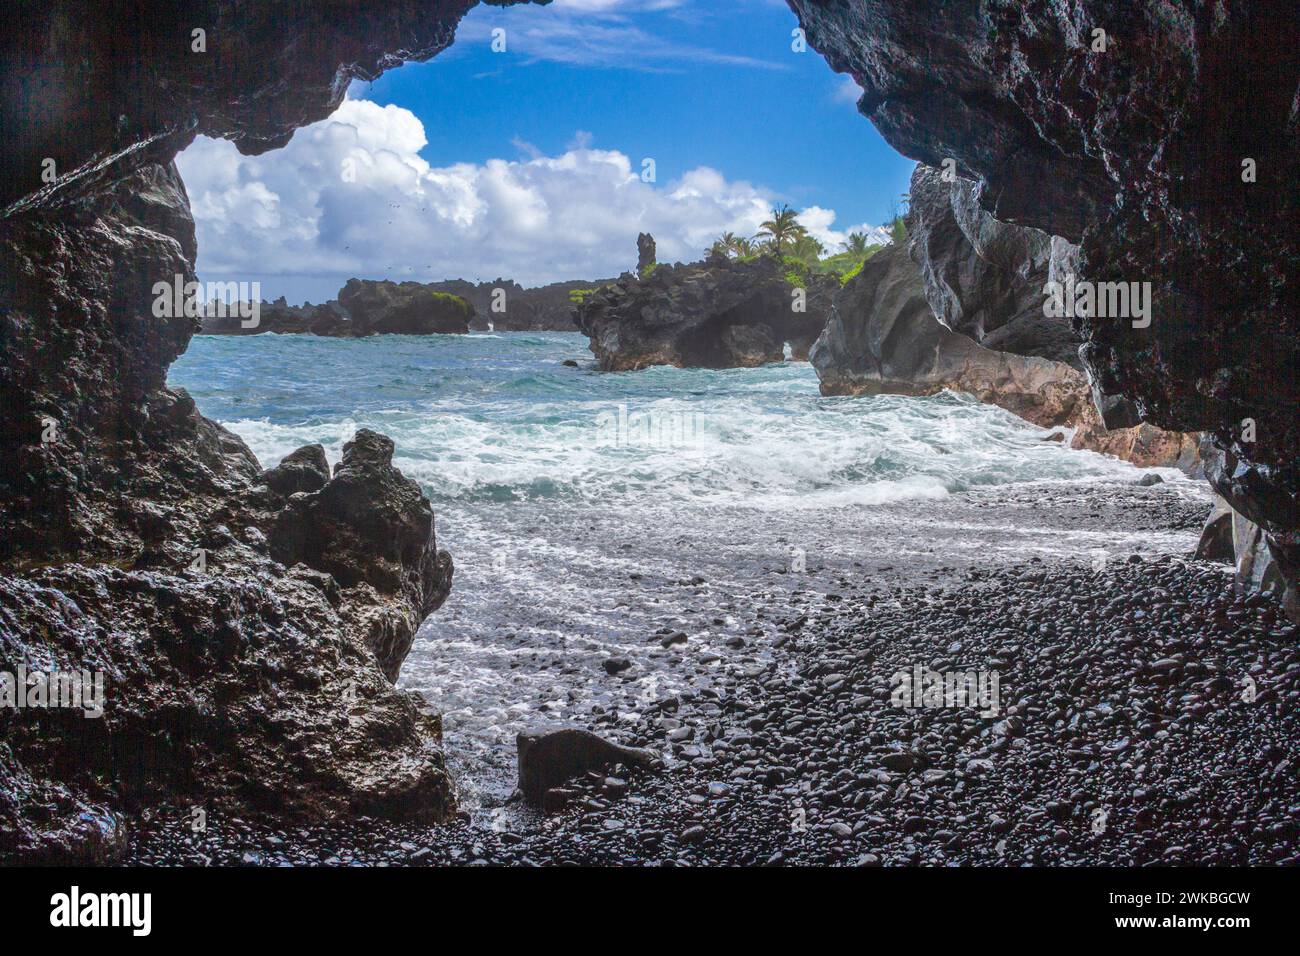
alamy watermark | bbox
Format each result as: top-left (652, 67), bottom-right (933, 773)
top-left (1043, 274), bottom-right (1152, 328)
top-left (1, 665), bottom-right (104, 718)
top-left (890, 663), bottom-right (1000, 717)
top-left (152, 275), bottom-right (261, 328)
top-left (595, 403), bottom-right (707, 448)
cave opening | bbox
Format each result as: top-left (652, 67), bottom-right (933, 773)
top-left (2, 0), bottom-right (1297, 875)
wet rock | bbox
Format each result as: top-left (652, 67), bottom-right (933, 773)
top-left (907, 165), bottom-right (1081, 367)
top-left (517, 728), bottom-right (656, 809)
top-left (811, 228), bottom-right (1200, 471)
top-left (265, 444), bottom-right (331, 496)
top-left (271, 429), bottom-right (452, 681)
top-left (788, 0), bottom-right (1300, 615)
top-left (1195, 498), bottom-right (1235, 563)
top-left (603, 657), bottom-right (633, 676)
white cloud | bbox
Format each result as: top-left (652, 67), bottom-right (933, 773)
top-left (451, 0), bottom-right (784, 72)
top-left (176, 98), bottom-right (880, 300)
top-left (834, 74), bottom-right (864, 105)
top-left (796, 206), bottom-right (890, 251)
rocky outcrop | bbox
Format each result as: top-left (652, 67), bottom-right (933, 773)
top-left (517, 728), bottom-right (656, 810)
top-left (637, 233), bottom-right (657, 274)
top-left (0, 0), bottom-right (518, 862)
top-left (787, 0), bottom-right (1299, 610)
top-left (0, 170), bottom-right (458, 855)
top-left (201, 285), bottom-right (483, 336)
top-left (270, 430), bottom-right (453, 682)
top-left (336, 279), bottom-right (472, 335)
top-left (199, 298), bottom-right (353, 336)
top-left (574, 253), bottom-right (836, 370)
top-left (812, 242), bottom-right (1200, 470)
top-left (907, 165), bottom-right (1082, 367)
top-left (429, 277), bottom-right (616, 332)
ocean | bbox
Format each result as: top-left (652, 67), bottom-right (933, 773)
top-left (169, 331), bottom-right (1208, 818)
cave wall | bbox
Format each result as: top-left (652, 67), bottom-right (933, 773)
top-left (1, 0), bottom-right (544, 863)
top-left (789, 0), bottom-right (1299, 615)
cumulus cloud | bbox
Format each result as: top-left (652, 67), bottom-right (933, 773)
top-left (176, 98), bottom-right (881, 301)
top-left (834, 74), bottom-right (864, 106)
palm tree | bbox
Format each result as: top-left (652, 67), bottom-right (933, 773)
top-left (733, 236), bottom-right (758, 257)
top-left (790, 233), bottom-right (826, 266)
top-left (757, 204), bottom-right (806, 256)
top-left (845, 231), bottom-right (870, 257)
top-left (889, 215), bottom-right (907, 245)
top-left (710, 231), bottom-right (743, 258)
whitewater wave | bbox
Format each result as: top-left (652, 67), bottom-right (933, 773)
top-left (180, 331), bottom-right (1154, 511)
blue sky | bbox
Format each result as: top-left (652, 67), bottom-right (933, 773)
top-left (178, 0), bottom-right (914, 303)
top-left (361, 0), bottom-right (913, 228)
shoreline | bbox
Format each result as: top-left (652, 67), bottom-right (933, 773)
top-left (123, 485), bottom-right (1300, 867)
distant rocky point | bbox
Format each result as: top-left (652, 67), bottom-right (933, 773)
top-left (426, 277), bottom-right (617, 332)
top-left (573, 246), bottom-right (837, 371)
top-left (200, 274), bottom-right (615, 336)
top-left (200, 279), bottom-right (473, 336)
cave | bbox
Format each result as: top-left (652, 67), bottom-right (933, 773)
top-left (1, 0), bottom-right (1297, 876)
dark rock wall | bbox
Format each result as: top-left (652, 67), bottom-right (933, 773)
top-left (812, 241), bottom-right (1202, 470)
top-left (1, 0), bottom-right (516, 215)
top-left (789, 0), bottom-right (1299, 614)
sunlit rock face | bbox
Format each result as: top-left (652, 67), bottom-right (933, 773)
top-left (906, 165), bottom-right (1082, 369)
top-left (0, 0), bottom-right (545, 862)
top-left (810, 241), bottom-right (1200, 471)
top-left (789, 0), bottom-right (1299, 615)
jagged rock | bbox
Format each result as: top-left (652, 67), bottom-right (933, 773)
top-left (1196, 497), bottom-right (1236, 564)
top-left (2, 1), bottom-right (546, 216)
top-left (264, 444), bottom-right (331, 496)
top-left (336, 279), bottom-right (473, 335)
top-left (517, 728), bottom-right (656, 809)
top-left (574, 254), bottom-right (835, 370)
top-left (637, 233), bottom-right (657, 274)
top-left (907, 165), bottom-right (1081, 367)
top-left (0, 0), bottom-right (567, 864)
top-left (271, 430), bottom-right (452, 681)
top-left (788, 0), bottom-right (1300, 615)
top-left (811, 243), bottom-right (1200, 470)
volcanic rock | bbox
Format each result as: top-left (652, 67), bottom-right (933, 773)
top-left (907, 165), bottom-right (1081, 367)
top-left (517, 728), bottom-right (656, 808)
top-left (574, 253), bottom-right (836, 370)
top-left (810, 241), bottom-right (1199, 469)
top-left (336, 279), bottom-right (473, 335)
top-left (264, 444), bottom-right (331, 496)
top-left (787, 0), bottom-right (1300, 612)
top-left (427, 277), bottom-right (617, 332)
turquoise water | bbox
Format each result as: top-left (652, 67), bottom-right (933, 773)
top-left (170, 331), bottom-right (1190, 812)
top-left (172, 331), bottom-right (1142, 507)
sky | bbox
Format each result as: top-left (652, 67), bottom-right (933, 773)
top-left (177, 0), bottom-right (915, 304)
